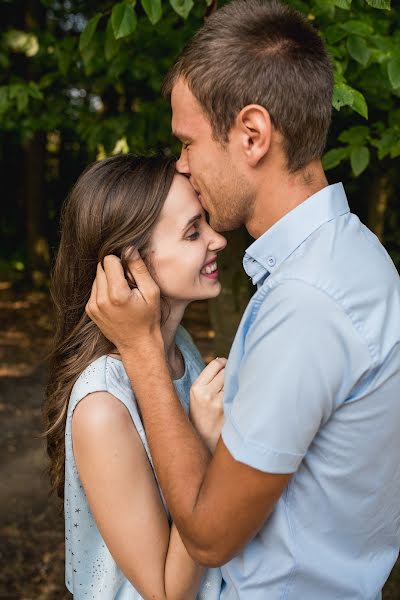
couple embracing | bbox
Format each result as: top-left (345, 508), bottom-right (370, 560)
top-left (43, 1), bottom-right (400, 598)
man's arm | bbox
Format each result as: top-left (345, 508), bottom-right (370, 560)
top-left (86, 255), bottom-right (291, 566)
top-left (120, 340), bottom-right (290, 566)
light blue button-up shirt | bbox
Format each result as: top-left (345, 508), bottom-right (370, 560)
top-left (220, 183), bottom-right (400, 599)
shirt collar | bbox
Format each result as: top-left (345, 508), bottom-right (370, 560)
top-left (243, 183), bottom-right (350, 286)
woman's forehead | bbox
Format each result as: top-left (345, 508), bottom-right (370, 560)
top-left (160, 175), bottom-right (202, 224)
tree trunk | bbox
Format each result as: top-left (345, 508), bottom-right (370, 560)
top-left (24, 0), bottom-right (49, 287)
top-left (367, 173), bottom-right (393, 243)
top-left (208, 227), bottom-right (252, 357)
top-left (24, 131), bottom-right (49, 287)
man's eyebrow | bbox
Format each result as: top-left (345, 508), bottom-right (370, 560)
top-left (182, 214), bottom-right (201, 231)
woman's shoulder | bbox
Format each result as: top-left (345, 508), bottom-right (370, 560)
top-left (69, 355), bottom-right (132, 414)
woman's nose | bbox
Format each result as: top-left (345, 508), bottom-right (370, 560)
top-left (209, 231), bottom-right (227, 253)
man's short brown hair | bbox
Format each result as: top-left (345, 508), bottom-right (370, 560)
top-left (163, 0), bottom-right (334, 173)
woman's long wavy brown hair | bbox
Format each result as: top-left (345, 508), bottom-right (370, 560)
top-left (43, 154), bottom-right (176, 499)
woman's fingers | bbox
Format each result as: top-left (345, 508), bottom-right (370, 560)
top-left (207, 368), bottom-right (225, 395)
top-left (195, 357), bottom-right (227, 386)
top-left (124, 252), bottom-right (160, 303)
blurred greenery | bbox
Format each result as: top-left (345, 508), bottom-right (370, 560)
top-left (0, 0), bottom-right (399, 287)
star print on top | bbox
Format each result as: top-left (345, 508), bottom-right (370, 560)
top-left (64, 325), bottom-right (223, 600)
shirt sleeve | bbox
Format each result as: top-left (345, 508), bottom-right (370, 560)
top-left (221, 279), bottom-right (370, 474)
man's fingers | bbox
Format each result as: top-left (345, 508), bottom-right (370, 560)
top-left (102, 255), bottom-right (131, 304)
top-left (127, 251), bottom-right (160, 301)
top-left (85, 276), bottom-right (97, 318)
top-left (196, 357), bottom-right (227, 386)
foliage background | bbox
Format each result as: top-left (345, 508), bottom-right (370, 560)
top-left (1, 0), bottom-right (399, 285)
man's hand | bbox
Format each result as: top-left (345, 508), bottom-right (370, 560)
top-left (86, 253), bottom-right (162, 352)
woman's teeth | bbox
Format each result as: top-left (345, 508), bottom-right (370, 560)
top-left (201, 261), bottom-right (217, 275)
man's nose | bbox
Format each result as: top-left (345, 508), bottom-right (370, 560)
top-left (176, 149), bottom-right (190, 175)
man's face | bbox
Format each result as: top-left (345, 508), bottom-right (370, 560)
top-left (171, 78), bottom-right (254, 232)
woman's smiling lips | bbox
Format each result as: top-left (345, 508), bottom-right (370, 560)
top-left (201, 258), bottom-right (219, 279)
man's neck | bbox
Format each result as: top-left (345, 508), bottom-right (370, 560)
top-left (246, 160), bottom-right (329, 239)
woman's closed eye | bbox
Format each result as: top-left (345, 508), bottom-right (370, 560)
top-left (186, 220), bottom-right (200, 241)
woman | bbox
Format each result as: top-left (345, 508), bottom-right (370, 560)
top-left (43, 154), bottom-right (227, 599)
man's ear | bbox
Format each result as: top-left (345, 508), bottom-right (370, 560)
top-left (236, 104), bottom-right (272, 167)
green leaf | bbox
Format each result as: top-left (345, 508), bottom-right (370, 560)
top-left (27, 81), bottom-right (43, 101)
top-left (338, 125), bottom-right (369, 145)
top-left (16, 87), bottom-right (29, 112)
top-left (350, 146), bottom-right (370, 176)
top-left (375, 129), bottom-right (397, 159)
top-left (340, 20), bottom-right (373, 37)
top-left (332, 83), bottom-right (368, 119)
top-left (141, 0), bottom-right (162, 24)
top-left (79, 13), bottom-right (102, 53)
top-left (0, 87), bottom-right (9, 113)
top-left (169, 0), bottom-right (194, 19)
top-left (352, 89), bottom-right (368, 119)
top-left (334, 0), bottom-right (352, 9)
top-left (322, 147), bottom-right (349, 170)
top-left (365, 0), bottom-right (391, 9)
top-left (325, 25), bottom-right (347, 44)
top-left (105, 17), bottom-right (119, 61)
top-left (332, 82), bottom-right (354, 111)
top-left (112, 2), bottom-right (137, 40)
top-left (347, 36), bottom-right (371, 66)
top-left (388, 57), bottom-right (400, 89)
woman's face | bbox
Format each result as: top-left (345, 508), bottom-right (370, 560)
top-left (145, 174), bottom-right (227, 304)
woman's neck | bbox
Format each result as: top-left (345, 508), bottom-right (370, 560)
top-left (160, 300), bottom-right (188, 375)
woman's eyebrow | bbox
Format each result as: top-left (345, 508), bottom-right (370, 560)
top-left (182, 214), bottom-right (201, 231)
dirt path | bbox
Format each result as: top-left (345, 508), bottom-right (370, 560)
top-left (0, 286), bottom-right (214, 599)
top-left (0, 285), bottom-right (399, 599)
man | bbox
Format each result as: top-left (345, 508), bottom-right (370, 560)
top-left (86, 0), bottom-right (400, 598)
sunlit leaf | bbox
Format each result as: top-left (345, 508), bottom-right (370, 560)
top-left (112, 2), bottom-right (137, 40)
top-left (5, 30), bottom-right (39, 57)
top-left (333, 83), bottom-right (368, 119)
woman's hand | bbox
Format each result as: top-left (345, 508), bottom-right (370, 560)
top-left (189, 357), bottom-right (227, 453)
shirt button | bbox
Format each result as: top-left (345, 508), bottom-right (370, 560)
top-left (267, 256), bottom-right (276, 267)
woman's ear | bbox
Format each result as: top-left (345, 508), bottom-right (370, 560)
top-left (236, 104), bottom-right (272, 167)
